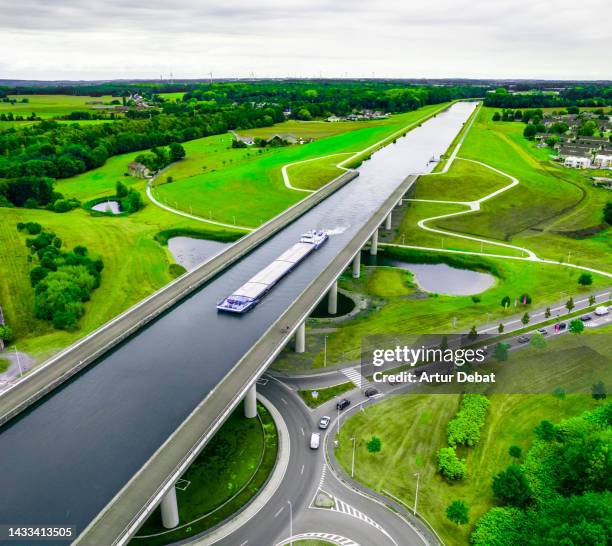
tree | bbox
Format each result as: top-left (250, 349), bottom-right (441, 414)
top-left (508, 445), bottom-right (522, 459)
top-left (501, 295), bottom-right (511, 309)
top-left (521, 312), bottom-right (530, 325)
top-left (589, 295), bottom-right (596, 305)
top-left (530, 331), bottom-right (546, 349)
top-left (569, 319), bottom-right (584, 334)
top-left (0, 324), bottom-right (14, 343)
top-left (591, 381), bottom-right (607, 401)
top-left (437, 447), bottom-right (467, 480)
top-left (492, 112), bottom-right (501, 121)
top-left (519, 293), bottom-right (532, 305)
top-left (578, 273), bottom-right (593, 286)
top-left (116, 181), bottom-right (128, 198)
top-left (492, 464), bottom-right (533, 507)
top-left (545, 307), bottom-right (551, 318)
top-left (468, 325), bottom-right (478, 340)
top-left (366, 435), bottom-right (381, 453)
top-left (565, 297), bottom-right (574, 313)
top-left (168, 142), bottom-right (186, 161)
top-left (604, 202), bottom-right (612, 225)
top-left (446, 500), bottom-right (469, 525)
top-left (498, 323), bottom-right (504, 333)
top-left (493, 342), bottom-right (510, 362)
top-left (534, 420), bottom-right (556, 441)
top-left (552, 387), bottom-right (566, 402)
top-left (523, 124), bottom-right (537, 139)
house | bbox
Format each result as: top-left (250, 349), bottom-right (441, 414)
top-left (326, 115), bottom-right (341, 122)
top-left (594, 155), bottom-right (612, 169)
top-left (128, 161), bottom-right (149, 178)
top-left (564, 156), bottom-right (591, 169)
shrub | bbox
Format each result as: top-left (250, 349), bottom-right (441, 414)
top-left (169, 263), bottom-right (187, 278)
top-left (492, 464), bottom-right (533, 507)
top-left (0, 324), bottom-right (14, 343)
top-left (366, 435), bottom-right (382, 453)
top-left (578, 273), bottom-right (593, 286)
top-left (437, 447), bottom-right (467, 480)
top-left (470, 507), bottom-right (523, 546)
top-left (447, 394), bottom-right (490, 447)
top-left (446, 500), bottom-right (469, 525)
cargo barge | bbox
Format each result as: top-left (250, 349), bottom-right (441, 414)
top-left (217, 230), bottom-right (328, 314)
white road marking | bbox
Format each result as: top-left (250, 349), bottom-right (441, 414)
top-left (240, 541), bottom-right (248, 546)
top-left (331, 495), bottom-right (396, 546)
top-left (300, 464), bottom-right (305, 475)
top-left (275, 532), bottom-right (359, 546)
top-left (341, 367), bottom-right (373, 390)
top-left (301, 427), bottom-right (305, 436)
top-left (280, 397), bottom-right (288, 405)
top-left (274, 506), bottom-right (285, 518)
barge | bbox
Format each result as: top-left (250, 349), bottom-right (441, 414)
top-left (217, 230), bottom-right (328, 314)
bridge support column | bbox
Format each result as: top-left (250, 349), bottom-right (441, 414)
top-left (328, 280), bottom-right (338, 315)
top-left (244, 384), bottom-right (257, 419)
top-left (161, 486), bottom-right (180, 529)
top-left (295, 321), bottom-right (306, 353)
top-left (370, 230), bottom-right (378, 256)
top-left (385, 212), bottom-right (392, 230)
top-left (352, 252), bottom-right (361, 278)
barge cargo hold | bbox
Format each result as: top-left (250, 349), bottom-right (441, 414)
top-left (217, 230), bottom-right (328, 314)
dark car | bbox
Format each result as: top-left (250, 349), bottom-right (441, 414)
top-left (364, 387), bottom-right (379, 398)
top-left (517, 334), bottom-right (530, 343)
top-left (557, 322), bottom-right (567, 330)
top-left (336, 398), bottom-right (351, 411)
top-left (537, 327), bottom-right (548, 335)
top-left (581, 315), bottom-right (592, 322)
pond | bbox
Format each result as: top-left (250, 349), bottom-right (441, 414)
top-left (92, 200), bottom-right (121, 214)
top-left (378, 258), bottom-right (495, 296)
top-left (168, 236), bottom-right (230, 271)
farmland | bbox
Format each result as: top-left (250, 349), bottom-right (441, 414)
top-left (0, 94), bottom-right (120, 118)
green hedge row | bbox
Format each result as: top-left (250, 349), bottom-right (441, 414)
top-left (447, 394), bottom-right (491, 447)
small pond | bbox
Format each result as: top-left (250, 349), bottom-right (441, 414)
top-left (92, 200), bottom-right (121, 214)
top-left (168, 236), bottom-right (230, 271)
top-left (310, 292), bottom-right (356, 318)
top-left (378, 257), bottom-right (495, 296)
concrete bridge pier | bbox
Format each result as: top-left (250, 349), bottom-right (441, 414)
top-left (352, 252), bottom-right (361, 278)
top-left (370, 230), bottom-right (379, 256)
top-left (327, 280), bottom-right (338, 315)
top-left (244, 384), bottom-right (257, 418)
top-left (295, 321), bottom-right (306, 353)
top-left (161, 486), bottom-right (180, 529)
top-left (385, 212), bottom-right (392, 230)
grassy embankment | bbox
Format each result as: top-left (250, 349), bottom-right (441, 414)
top-left (272, 250), bottom-right (609, 371)
top-left (133, 403), bottom-right (278, 546)
top-left (334, 326), bottom-right (611, 546)
top-left (154, 104), bottom-right (448, 227)
top-left (404, 107), bottom-right (611, 270)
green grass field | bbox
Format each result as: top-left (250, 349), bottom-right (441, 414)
top-left (1, 94), bottom-right (120, 119)
top-left (335, 327), bottom-right (610, 545)
top-left (278, 254), bottom-right (609, 370)
top-left (155, 105), bottom-right (447, 227)
top-left (424, 107), bottom-right (611, 270)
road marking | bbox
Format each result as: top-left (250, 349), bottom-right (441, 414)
top-left (341, 367), bottom-right (374, 390)
top-left (300, 464), bottom-right (305, 475)
top-left (318, 464), bottom-right (327, 490)
top-left (280, 397), bottom-right (288, 405)
top-left (330, 495), bottom-right (396, 546)
top-left (275, 533), bottom-right (359, 546)
top-left (240, 541), bottom-right (248, 546)
top-left (301, 427), bottom-right (305, 436)
top-left (274, 506), bottom-right (285, 518)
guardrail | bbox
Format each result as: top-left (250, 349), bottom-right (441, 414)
top-left (0, 168), bottom-right (359, 427)
top-left (75, 175), bottom-right (419, 545)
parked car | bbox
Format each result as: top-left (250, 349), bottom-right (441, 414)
top-left (594, 306), bottom-right (609, 316)
top-left (364, 387), bottom-right (379, 398)
top-left (557, 322), bottom-right (567, 330)
top-left (336, 398), bottom-right (351, 411)
top-left (517, 334), bottom-right (530, 343)
top-left (318, 416), bottom-right (331, 429)
top-left (310, 433), bottom-right (320, 449)
top-left (537, 327), bottom-right (548, 335)
top-left (581, 315), bottom-right (592, 322)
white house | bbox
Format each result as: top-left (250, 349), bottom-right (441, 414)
top-left (593, 154), bottom-right (612, 169)
top-left (564, 156), bottom-right (591, 169)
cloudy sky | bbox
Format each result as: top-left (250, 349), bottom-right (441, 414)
top-left (1, 0), bottom-right (610, 81)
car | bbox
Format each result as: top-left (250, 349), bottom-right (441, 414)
top-left (318, 416), bottom-right (331, 429)
top-left (580, 315), bottom-right (592, 322)
top-left (364, 387), bottom-right (379, 398)
top-left (557, 322), bottom-right (567, 330)
top-left (594, 306), bottom-right (609, 316)
top-left (336, 398), bottom-right (351, 411)
top-left (310, 432), bottom-right (320, 449)
top-left (537, 327), bottom-right (548, 335)
top-left (517, 334), bottom-right (530, 343)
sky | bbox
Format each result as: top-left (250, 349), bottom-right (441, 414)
top-left (1, 0), bottom-right (611, 81)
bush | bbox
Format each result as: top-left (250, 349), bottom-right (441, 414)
top-left (437, 447), bottom-right (467, 480)
top-left (492, 464), bottom-right (533, 507)
top-left (0, 324), bottom-right (14, 343)
top-left (16, 221), bottom-right (42, 234)
top-left (578, 273), bottom-right (593, 286)
top-left (169, 263), bottom-right (187, 278)
top-left (53, 198), bottom-right (80, 213)
top-left (366, 435), bottom-right (382, 453)
top-left (447, 395), bottom-right (490, 447)
top-left (470, 507), bottom-right (523, 546)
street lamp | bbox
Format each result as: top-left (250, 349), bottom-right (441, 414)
top-left (337, 405), bottom-right (341, 434)
top-left (351, 436), bottom-right (356, 478)
top-left (413, 472), bottom-right (420, 515)
top-left (287, 500), bottom-right (293, 546)
top-left (14, 346), bottom-right (23, 377)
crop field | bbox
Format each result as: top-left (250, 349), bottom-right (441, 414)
top-left (155, 104), bottom-right (447, 227)
top-left (335, 325), bottom-right (610, 545)
top-left (0, 94), bottom-right (120, 118)
top-left (277, 255), bottom-right (609, 370)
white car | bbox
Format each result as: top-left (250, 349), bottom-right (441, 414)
top-left (318, 416), bottom-right (331, 430)
top-left (310, 433), bottom-right (321, 449)
top-left (594, 306), bottom-right (609, 316)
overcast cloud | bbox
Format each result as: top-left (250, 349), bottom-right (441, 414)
top-left (0, 0), bottom-right (610, 80)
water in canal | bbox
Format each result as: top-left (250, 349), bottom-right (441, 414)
top-left (0, 102), bottom-right (478, 541)
top-left (168, 237), bottom-right (230, 270)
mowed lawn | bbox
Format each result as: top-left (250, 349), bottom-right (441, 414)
top-left (434, 107), bottom-right (611, 270)
top-left (299, 256), bottom-right (609, 368)
top-left (0, 94), bottom-right (119, 118)
top-left (0, 202), bottom-right (239, 361)
top-left (335, 327), bottom-right (610, 545)
top-left (155, 104), bottom-right (447, 227)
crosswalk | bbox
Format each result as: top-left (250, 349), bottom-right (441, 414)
top-left (331, 495), bottom-right (393, 543)
top-left (282, 532), bottom-right (359, 546)
top-left (341, 367), bottom-right (374, 390)
top-left (318, 464), bottom-right (328, 490)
